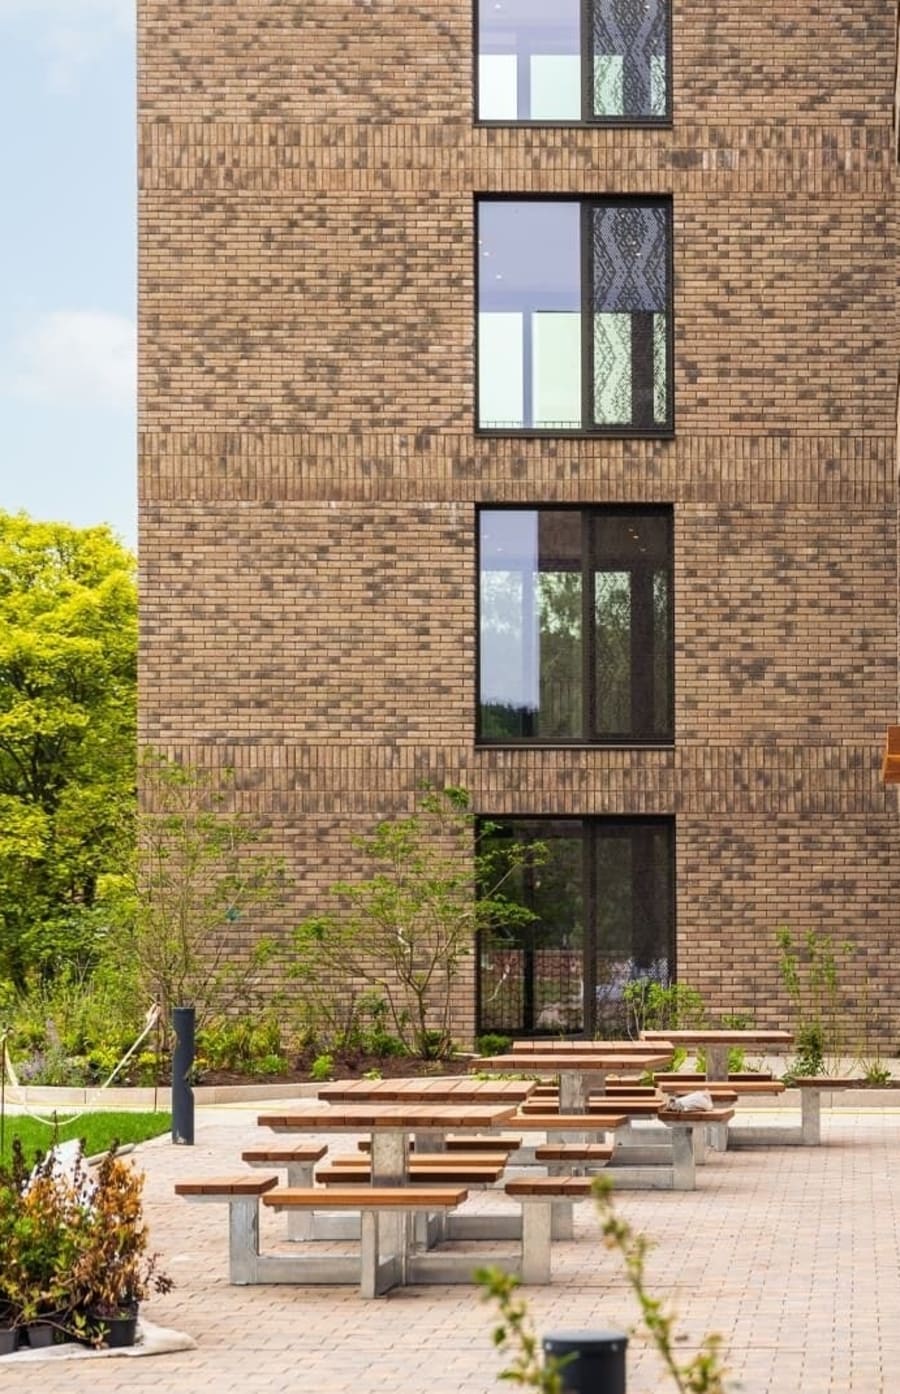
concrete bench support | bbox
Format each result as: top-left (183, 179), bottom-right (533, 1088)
top-left (505, 1178), bottom-right (593, 1284)
top-left (242, 1146), bottom-right (326, 1240)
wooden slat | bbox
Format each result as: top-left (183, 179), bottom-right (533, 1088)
top-left (316, 1164), bottom-right (503, 1184)
top-left (519, 1098), bottom-right (662, 1116)
top-left (259, 1103), bottom-right (518, 1129)
top-left (445, 1134), bottom-right (523, 1151)
top-left (658, 1108), bottom-right (735, 1124)
top-left (242, 1145), bottom-right (327, 1164)
top-left (510, 1039), bottom-right (673, 1054)
top-left (660, 1081), bottom-right (776, 1097)
top-left (262, 1185), bottom-right (467, 1209)
top-left (318, 1078), bottom-right (533, 1103)
top-left (471, 1052), bottom-right (671, 1071)
top-left (641, 1030), bottom-right (793, 1046)
top-left (505, 1177), bottom-right (593, 1197)
top-left (533, 1144), bottom-right (613, 1162)
top-left (175, 1174), bottom-right (279, 1197)
top-left (511, 1113), bottom-right (626, 1131)
top-left (345, 1150), bottom-right (510, 1166)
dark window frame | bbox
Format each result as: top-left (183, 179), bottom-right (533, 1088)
top-left (473, 0), bottom-right (673, 128)
top-left (475, 814), bottom-right (676, 1038)
top-left (474, 193), bottom-right (675, 439)
top-left (476, 503), bottom-right (675, 747)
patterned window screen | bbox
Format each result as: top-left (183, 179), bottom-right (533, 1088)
top-left (593, 0), bottom-right (669, 119)
top-left (592, 203), bottom-right (669, 430)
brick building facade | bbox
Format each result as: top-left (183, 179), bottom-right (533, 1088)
top-left (138, 3), bottom-right (900, 1043)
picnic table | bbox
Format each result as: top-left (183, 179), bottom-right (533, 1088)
top-left (259, 1102), bottom-right (522, 1182)
top-left (640, 1029), bottom-right (793, 1081)
top-left (256, 1099), bottom-right (613, 1286)
top-left (317, 1077), bottom-right (535, 1106)
top-left (470, 1050), bottom-right (674, 1112)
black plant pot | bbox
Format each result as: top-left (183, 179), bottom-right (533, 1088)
top-left (85, 1304), bottom-right (139, 1349)
top-left (0, 1325), bottom-right (19, 1356)
top-left (24, 1320), bottom-right (61, 1349)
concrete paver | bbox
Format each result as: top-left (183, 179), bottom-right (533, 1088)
top-left (5, 1105), bottom-right (900, 1393)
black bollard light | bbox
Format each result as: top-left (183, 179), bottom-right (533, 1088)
top-left (543, 1330), bottom-right (628, 1394)
top-left (171, 1005), bottom-right (196, 1145)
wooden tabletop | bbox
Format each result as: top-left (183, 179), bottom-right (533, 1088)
top-left (511, 1039), bottom-right (674, 1054)
top-left (317, 1078), bottom-right (535, 1104)
top-left (641, 1030), bottom-right (793, 1046)
top-left (510, 1113), bottom-right (628, 1132)
top-left (470, 1051), bottom-right (673, 1073)
top-left (258, 1103), bottom-right (520, 1131)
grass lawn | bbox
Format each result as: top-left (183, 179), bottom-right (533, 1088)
top-left (0, 1111), bottom-right (171, 1166)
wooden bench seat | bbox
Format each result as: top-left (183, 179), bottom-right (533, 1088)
top-left (504, 1177), bottom-right (595, 1282)
top-left (533, 1142), bottom-right (613, 1165)
top-left (316, 1161), bottom-right (504, 1185)
top-left (356, 1136), bottom-right (520, 1158)
top-left (652, 1071), bottom-right (774, 1085)
top-left (656, 1077), bottom-right (783, 1097)
top-left (519, 1096), bottom-right (664, 1117)
top-left (175, 1174), bottom-right (280, 1284)
top-left (344, 1150), bottom-right (511, 1169)
top-left (242, 1145), bottom-right (328, 1239)
top-left (444, 1133), bottom-right (523, 1152)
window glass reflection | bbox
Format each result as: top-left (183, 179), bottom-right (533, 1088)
top-left (478, 0), bottom-right (581, 121)
top-left (478, 201), bottom-right (581, 430)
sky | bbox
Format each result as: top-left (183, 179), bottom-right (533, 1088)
top-left (0, 0), bottom-right (136, 548)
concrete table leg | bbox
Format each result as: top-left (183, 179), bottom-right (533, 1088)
top-left (228, 1196), bottom-right (262, 1284)
top-left (670, 1126), bottom-right (696, 1190)
top-left (801, 1089), bottom-right (822, 1145)
top-left (521, 1202), bottom-right (552, 1284)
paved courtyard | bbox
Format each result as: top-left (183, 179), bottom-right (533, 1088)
top-left (6, 1104), bottom-right (900, 1393)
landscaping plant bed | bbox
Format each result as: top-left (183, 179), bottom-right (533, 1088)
top-left (197, 1051), bottom-right (475, 1087)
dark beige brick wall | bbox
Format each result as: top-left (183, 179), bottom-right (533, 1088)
top-left (138, 0), bottom-right (900, 1043)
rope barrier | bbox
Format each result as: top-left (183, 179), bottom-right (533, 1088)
top-left (0, 1003), bottom-right (163, 1130)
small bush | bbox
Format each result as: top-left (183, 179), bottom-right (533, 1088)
top-left (476, 1034), bottom-right (513, 1057)
top-left (310, 1053), bottom-right (334, 1082)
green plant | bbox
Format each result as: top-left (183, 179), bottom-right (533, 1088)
top-left (310, 1053), bottom-right (334, 1082)
top-left (476, 1266), bottom-right (567, 1392)
top-left (776, 928), bottom-right (856, 1074)
top-left (624, 980), bottom-right (708, 1038)
top-left (292, 785), bottom-right (546, 1059)
top-left (362, 1068), bottom-right (383, 1081)
top-left (476, 1034), bottom-right (513, 1057)
top-left (121, 751), bottom-right (286, 1041)
top-left (0, 1139), bottom-right (90, 1333)
top-left (695, 1047), bottom-right (745, 1077)
top-left (592, 1176), bottom-right (728, 1393)
top-left (861, 1061), bottom-right (892, 1086)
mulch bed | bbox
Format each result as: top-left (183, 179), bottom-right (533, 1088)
top-left (197, 1052), bottom-right (474, 1087)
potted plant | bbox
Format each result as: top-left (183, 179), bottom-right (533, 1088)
top-left (0, 1141), bottom-right (87, 1349)
top-left (69, 1147), bottom-right (172, 1348)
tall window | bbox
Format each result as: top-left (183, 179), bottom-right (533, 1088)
top-left (477, 817), bottom-right (674, 1036)
top-left (477, 0), bottom-right (671, 124)
top-left (477, 198), bottom-right (673, 434)
top-left (479, 507), bottom-right (673, 743)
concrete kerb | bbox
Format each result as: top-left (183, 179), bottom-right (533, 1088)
top-left (2, 1080), bottom-right (322, 1111)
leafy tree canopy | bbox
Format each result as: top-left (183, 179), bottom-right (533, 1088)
top-left (0, 511), bottom-right (137, 990)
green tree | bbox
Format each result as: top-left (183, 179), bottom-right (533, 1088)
top-left (118, 751), bottom-right (285, 1037)
top-left (0, 512), bottom-right (137, 991)
top-left (292, 786), bottom-right (545, 1059)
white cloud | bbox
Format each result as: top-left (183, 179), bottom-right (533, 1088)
top-left (0, 0), bottom-right (134, 91)
top-left (10, 310), bottom-right (136, 411)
